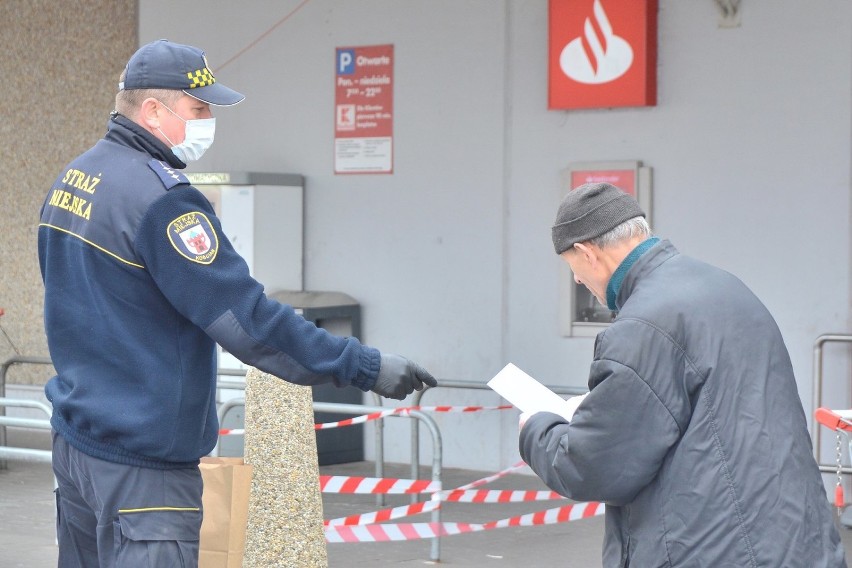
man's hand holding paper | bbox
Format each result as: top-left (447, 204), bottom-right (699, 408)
top-left (562, 392), bottom-right (589, 421)
top-left (519, 392), bottom-right (588, 428)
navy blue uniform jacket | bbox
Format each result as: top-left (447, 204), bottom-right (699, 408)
top-left (38, 115), bottom-right (380, 469)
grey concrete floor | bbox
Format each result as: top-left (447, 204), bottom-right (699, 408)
top-left (3, 428), bottom-right (852, 567)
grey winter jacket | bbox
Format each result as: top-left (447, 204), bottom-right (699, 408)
top-left (520, 240), bottom-right (845, 567)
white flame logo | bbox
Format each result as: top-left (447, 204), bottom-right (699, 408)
top-left (560, 0), bottom-right (634, 84)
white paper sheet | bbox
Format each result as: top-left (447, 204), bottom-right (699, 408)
top-left (487, 363), bottom-right (575, 420)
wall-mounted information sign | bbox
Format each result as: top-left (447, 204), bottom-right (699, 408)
top-left (334, 44), bottom-right (394, 174)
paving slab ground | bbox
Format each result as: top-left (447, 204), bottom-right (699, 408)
top-left (3, 428), bottom-right (852, 567)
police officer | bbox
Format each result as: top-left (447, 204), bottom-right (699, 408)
top-left (39, 39), bottom-right (436, 567)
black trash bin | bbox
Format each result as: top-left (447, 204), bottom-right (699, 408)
top-left (270, 290), bottom-right (365, 466)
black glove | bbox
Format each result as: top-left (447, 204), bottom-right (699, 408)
top-left (371, 353), bottom-right (437, 400)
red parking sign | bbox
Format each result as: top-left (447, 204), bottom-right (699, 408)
top-left (334, 44), bottom-right (394, 174)
top-left (548, 0), bottom-right (657, 109)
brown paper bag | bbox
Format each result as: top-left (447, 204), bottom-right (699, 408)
top-left (198, 457), bottom-right (253, 568)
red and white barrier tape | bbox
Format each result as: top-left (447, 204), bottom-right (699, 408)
top-left (324, 501), bottom-right (604, 542)
top-left (325, 499), bottom-right (441, 527)
top-left (323, 487), bottom-right (563, 526)
top-left (320, 475), bottom-right (441, 495)
top-left (437, 488), bottom-right (564, 503)
top-left (218, 407), bottom-right (600, 543)
top-left (314, 404), bottom-right (512, 430)
top-left (218, 404), bottom-right (513, 436)
top-left (218, 428), bottom-right (244, 436)
top-left (454, 461), bottom-right (528, 490)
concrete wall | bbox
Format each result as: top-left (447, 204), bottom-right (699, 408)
top-left (0, 0), bottom-right (137, 384)
top-left (6, 1), bottom-right (849, 472)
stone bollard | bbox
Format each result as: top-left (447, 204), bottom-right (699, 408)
top-left (242, 367), bottom-right (328, 567)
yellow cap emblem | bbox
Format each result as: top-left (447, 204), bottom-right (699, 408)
top-left (187, 68), bottom-right (216, 89)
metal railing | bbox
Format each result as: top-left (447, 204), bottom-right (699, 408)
top-left (812, 333), bottom-right (852, 474)
top-left (314, 401), bottom-right (443, 561)
top-left (216, 369), bottom-right (389, 504)
top-left (0, 356), bottom-right (446, 557)
top-left (407, 379), bottom-right (587, 500)
top-left (0, 356), bottom-right (54, 467)
top-left (214, 376), bottom-right (446, 559)
top-left (0, 397), bottom-right (52, 463)
top-left (0, 359), bottom-right (396, 482)
top-left (0, 355), bottom-right (54, 394)
top-left (1, 356), bottom-right (585, 562)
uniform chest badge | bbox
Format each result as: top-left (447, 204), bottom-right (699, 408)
top-left (167, 211), bottom-right (219, 264)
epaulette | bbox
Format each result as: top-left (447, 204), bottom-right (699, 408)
top-left (148, 159), bottom-right (190, 190)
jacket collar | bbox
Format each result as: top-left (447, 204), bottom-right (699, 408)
top-left (611, 239), bottom-right (678, 311)
top-left (105, 114), bottom-right (187, 169)
top-left (606, 237), bottom-right (659, 310)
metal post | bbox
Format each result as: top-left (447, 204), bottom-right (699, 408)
top-left (408, 379), bottom-right (587, 502)
top-left (812, 334), bottom-right (852, 471)
top-left (313, 401), bottom-right (443, 561)
top-left (370, 391), bottom-right (385, 507)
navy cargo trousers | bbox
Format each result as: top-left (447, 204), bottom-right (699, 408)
top-left (52, 432), bottom-right (203, 567)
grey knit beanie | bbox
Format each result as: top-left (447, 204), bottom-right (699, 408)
top-left (551, 182), bottom-right (645, 254)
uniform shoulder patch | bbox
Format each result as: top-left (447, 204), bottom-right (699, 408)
top-left (148, 160), bottom-right (189, 190)
top-left (167, 212), bottom-right (219, 264)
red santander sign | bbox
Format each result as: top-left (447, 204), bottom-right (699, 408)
top-left (549, 0), bottom-right (657, 109)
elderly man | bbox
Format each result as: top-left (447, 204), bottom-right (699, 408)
top-left (39, 39), bottom-right (435, 567)
top-left (519, 183), bottom-right (844, 567)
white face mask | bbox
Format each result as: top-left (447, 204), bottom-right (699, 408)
top-left (157, 102), bottom-right (216, 163)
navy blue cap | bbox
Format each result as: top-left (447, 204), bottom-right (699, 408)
top-left (120, 39), bottom-right (244, 106)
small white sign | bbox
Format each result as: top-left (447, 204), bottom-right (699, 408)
top-left (334, 137), bottom-right (392, 173)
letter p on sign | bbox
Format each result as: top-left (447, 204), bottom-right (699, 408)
top-left (337, 49), bottom-right (355, 75)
